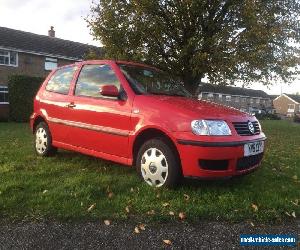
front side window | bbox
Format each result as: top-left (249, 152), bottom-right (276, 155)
top-left (45, 66), bottom-right (77, 95)
top-left (119, 64), bottom-right (191, 97)
top-left (75, 64), bottom-right (120, 98)
top-left (0, 86), bottom-right (9, 103)
top-left (0, 50), bottom-right (18, 66)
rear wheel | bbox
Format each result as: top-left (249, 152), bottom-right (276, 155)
top-left (136, 138), bottom-right (182, 188)
top-left (34, 122), bottom-right (57, 156)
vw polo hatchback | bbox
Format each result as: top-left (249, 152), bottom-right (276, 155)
top-left (31, 60), bottom-right (266, 187)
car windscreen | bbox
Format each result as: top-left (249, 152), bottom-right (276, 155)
top-left (119, 64), bottom-right (191, 97)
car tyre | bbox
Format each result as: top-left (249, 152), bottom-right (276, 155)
top-left (34, 122), bottom-right (57, 157)
top-left (136, 138), bottom-right (182, 188)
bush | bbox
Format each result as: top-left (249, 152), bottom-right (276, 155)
top-left (256, 113), bottom-right (281, 120)
top-left (294, 114), bottom-right (300, 123)
top-left (8, 75), bottom-right (44, 122)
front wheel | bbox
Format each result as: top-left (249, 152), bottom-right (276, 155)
top-left (34, 122), bottom-right (57, 157)
top-left (136, 138), bottom-right (182, 188)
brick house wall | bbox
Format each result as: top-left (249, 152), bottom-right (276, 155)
top-left (273, 94), bottom-right (300, 116)
top-left (0, 52), bottom-right (76, 86)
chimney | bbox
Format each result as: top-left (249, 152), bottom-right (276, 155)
top-left (48, 26), bottom-right (55, 38)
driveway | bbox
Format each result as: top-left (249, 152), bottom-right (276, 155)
top-left (0, 220), bottom-right (299, 249)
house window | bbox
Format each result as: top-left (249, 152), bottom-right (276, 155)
top-left (226, 95), bottom-right (231, 102)
top-left (250, 98), bottom-right (253, 104)
top-left (288, 104), bottom-right (295, 110)
top-left (207, 93), bottom-right (213, 100)
top-left (256, 98), bottom-right (260, 104)
top-left (235, 96), bottom-right (240, 102)
top-left (0, 50), bottom-right (18, 66)
top-left (241, 97), bottom-right (246, 102)
top-left (45, 57), bottom-right (58, 70)
top-left (219, 94), bottom-right (223, 100)
top-left (0, 86), bottom-right (9, 104)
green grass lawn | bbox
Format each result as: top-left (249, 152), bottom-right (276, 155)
top-left (0, 120), bottom-right (299, 223)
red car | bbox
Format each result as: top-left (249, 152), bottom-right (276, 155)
top-left (30, 60), bottom-right (266, 187)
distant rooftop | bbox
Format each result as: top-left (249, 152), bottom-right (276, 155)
top-left (197, 83), bottom-right (270, 98)
top-left (0, 26), bottom-right (102, 60)
top-left (285, 94), bottom-right (300, 103)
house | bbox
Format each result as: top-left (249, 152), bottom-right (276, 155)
top-left (0, 26), bottom-right (101, 120)
top-left (273, 94), bottom-right (300, 117)
top-left (197, 83), bottom-right (272, 113)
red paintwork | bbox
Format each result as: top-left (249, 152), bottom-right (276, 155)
top-left (30, 60), bottom-right (266, 178)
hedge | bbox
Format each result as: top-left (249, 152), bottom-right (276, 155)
top-left (8, 75), bottom-right (44, 122)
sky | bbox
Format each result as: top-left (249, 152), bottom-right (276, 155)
top-left (0, 0), bottom-right (299, 95)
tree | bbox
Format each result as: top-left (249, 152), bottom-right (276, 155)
top-left (88, 0), bottom-right (300, 94)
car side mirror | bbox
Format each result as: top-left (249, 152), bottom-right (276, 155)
top-left (99, 85), bottom-right (119, 98)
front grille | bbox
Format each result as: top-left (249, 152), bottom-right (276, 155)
top-left (233, 121), bottom-right (260, 136)
top-left (236, 153), bottom-right (263, 171)
top-left (199, 159), bottom-right (229, 171)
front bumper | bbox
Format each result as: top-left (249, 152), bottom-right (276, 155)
top-left (175, 135), bottom-right (266, 178)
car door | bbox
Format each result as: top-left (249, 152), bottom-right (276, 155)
top-left (65, 63), bottom-right (132, 158)
top-left (39, 65), bottom-right (78, 143)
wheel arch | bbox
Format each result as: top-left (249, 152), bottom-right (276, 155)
top-left (132, 127), bottom-right (180, 167)
top-left (32, 115), bottom-right (47, 133)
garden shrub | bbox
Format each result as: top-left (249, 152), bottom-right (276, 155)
top-left (8, 75), bottom-right (44, 122)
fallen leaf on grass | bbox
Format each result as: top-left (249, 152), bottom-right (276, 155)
top-left (291, 199), bottom-right (299, 206)
top-left (162, 202), bottom-right (170, 207)
top-left (134, 227), bottom-right (140, 234)
top-left (179, 212), bottom-right (186, 220)
top-left (285, 212), bottom-right (291, 217)
top-left (184, 194), bottom-right (190, 201)
top-left (291, 212), bottom-right (296, 218)
top-left (87, 204), bottom-right (96, 212)
top-left (250, 222), bottom-right (255, 227)
top-left (108, 192), bottom-right (114, 199)
top-left (251, 204), bottom-right (258, 212)
top-left (125, 206), bottom-right (130, 213)
top-left (163, 239), bottom-right (172, 245)
top-left (104, 220), bottom-right (111, 226)
top-left (42, 190), bottom-right (48, 194)
top-left (169, 211), bottom-right (175, 216)
top-left (80, 202), bottom-right (83, 207)
top-left (156, 193), bottom-right (161, 198)
top-left (139, 224), bottom-right (146, 231)
top-left (130, 188), bottom-right (134, 193)
top-left (147, 210), bottom-right (155, 215)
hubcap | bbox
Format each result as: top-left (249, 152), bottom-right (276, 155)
top-left (35, 127), bottom-right (48, 154)
top-left (141, 148), bottom-right (168, 187)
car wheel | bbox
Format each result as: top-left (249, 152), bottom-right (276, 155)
top-left (34, 122), bottom-right (57, 156)
top-left (136, 138), bottom-right (182, 188)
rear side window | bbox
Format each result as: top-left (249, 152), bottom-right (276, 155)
top-left (75, 64), bottom-right (120, 98)
top-left (46, 66), bottom-right (77, 94)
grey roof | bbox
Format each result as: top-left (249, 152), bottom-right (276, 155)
top-left (285, 94), bottom-right (300, 103)
top-left (197, 83), bottom-right (270, 98)
top-left (0, 26), bottom-right (102, 60)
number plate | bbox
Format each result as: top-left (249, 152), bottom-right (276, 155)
top-left (244, 141), bottom-right (264, 157)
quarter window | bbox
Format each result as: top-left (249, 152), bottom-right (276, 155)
top-left (45, 66), bottom-right (77, 95)
top-left (0, 50), bottom-right (18, 66)
top-left (75, 64), bottom-right (120, 98)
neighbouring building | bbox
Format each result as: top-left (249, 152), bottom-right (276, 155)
top-left (197, 83), bottom-right (273, 113)
top-left (273, 94), bottom-right (300, 117)
top-left (0, 26), bottom-right (101, 120)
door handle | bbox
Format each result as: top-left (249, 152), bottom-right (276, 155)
top-left (66, 103), bottom-right (76, 108)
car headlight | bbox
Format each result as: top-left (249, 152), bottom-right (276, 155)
top-left (191, 120), bottom-right (232, 136)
